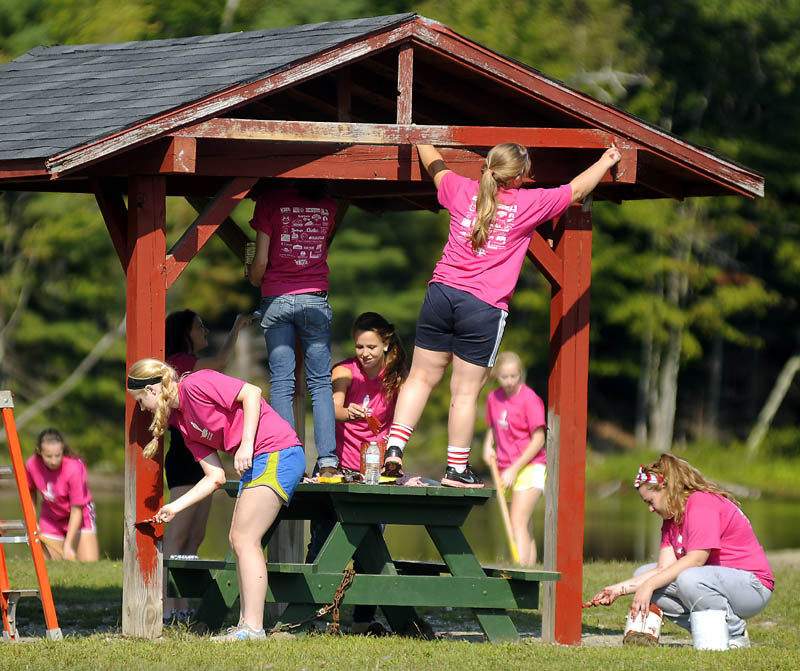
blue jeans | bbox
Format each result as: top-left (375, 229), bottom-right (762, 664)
top-left (260, 293), bottom-right (337, 470)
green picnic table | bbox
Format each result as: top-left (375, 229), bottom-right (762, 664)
top-left (166, 481), bottom-right (559, 643)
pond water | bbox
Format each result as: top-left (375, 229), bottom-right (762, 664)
top-left (3, 485), bottom-right (799, 564)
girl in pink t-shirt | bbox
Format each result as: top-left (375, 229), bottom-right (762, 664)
top-left (247, 180), bottom-right (344, 483)
top-left (307, 312), bottom-right (408, 633)
top-left (127, 358), bottom-right (305, 642)
top-left (384, 142), bottom-right (620, 487)
top-left (162, 309), bottom-right (255, 624)
top-left (25, 428), bottom-right (98, 562)
top-left (481, 352), bottom-right (546, 566)
top-left (332, 312), bottom-right (407, 473)
top-left (590, 454), bottom-right (773, 649)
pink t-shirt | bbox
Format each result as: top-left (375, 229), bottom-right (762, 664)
top-left (171, 369), bottom-right (301, 463)
top-left (660, 491), bottom-right (774, 590)
top-left (25, 454), bottom-right (93, 525)
top-left (432, 172), bottom-right (572, 310)
top-left (167, 352), bottom-right (198, 376)
top-left (334, 358), bottom-right (398, 471)
top-left (486, 383), bottom-right (546, 469)
top-left (249, 185), bottom-right (336, 296)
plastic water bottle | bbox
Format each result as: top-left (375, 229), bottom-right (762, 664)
top-left (364, 442), bottom-right (380, 485)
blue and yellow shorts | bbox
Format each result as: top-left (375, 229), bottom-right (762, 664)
top-left (238, 445), bottom-right (305, 504)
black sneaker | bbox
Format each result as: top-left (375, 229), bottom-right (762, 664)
top-left (381, 446), bottom-right (404, 478)
top-left (441, 464), bottom-right (484, 488)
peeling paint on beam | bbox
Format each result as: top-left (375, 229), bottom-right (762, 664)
top-left (176, 120), bottom-right (617, 148)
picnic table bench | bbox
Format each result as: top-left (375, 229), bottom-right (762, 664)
top-left (165, 481), bottom-right (560, 643)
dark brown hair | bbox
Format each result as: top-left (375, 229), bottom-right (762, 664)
top-left (352, 312), bottom-right (407, 398)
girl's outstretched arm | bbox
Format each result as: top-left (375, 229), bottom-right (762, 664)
top-left (569, 146), bottom-right (621, 203)
top-left (417, 144), bottom-right (451, 189)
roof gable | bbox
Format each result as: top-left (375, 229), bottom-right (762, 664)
top-left (0, 13), bottom-right (415, 161)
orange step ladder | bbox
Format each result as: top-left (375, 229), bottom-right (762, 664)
top-left (0, 390), bottom-right (62, 641)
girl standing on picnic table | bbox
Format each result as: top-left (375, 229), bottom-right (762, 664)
top-left (588, 454), bottom-right (773, 650)
top-left (248, 179), bottom-right (347, 483)
top-left (382, 142), bottom-right (620, 486)
top-left (127, 358), bottom-right (305, 642)
top-left (482, 352), bottom-right (546, 566)
top-left (25, 428), bottom-right (99, 562)
top-left (162, 309), bottom-right (255, 624)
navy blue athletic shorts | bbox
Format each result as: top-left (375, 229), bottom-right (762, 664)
top-left (415, 282), bottom-right (507, 367)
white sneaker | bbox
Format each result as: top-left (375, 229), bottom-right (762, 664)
top-left (210, 623), bottom-right (266, 642)
top-left (729, 630), bottom-right (750, 649)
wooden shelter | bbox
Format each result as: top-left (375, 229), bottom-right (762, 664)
top-left (0, 13), bottom-right (763, 644)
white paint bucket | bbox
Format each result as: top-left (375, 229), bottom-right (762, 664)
top-left (623, 604), bottom-right (663, 646)
top-left (690, 610), bottom-right (729, 650)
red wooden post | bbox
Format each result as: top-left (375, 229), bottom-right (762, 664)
top-left (541, 200), bottom-right (593, 645)
top-left (123, 175), bottom-right (166, 638)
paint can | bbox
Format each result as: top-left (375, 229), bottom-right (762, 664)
top-left (623, 604), bottom-right (663, 646)
top-left (690, 610), bottom-right (729, 650)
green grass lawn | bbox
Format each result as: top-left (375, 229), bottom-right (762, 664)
top-left (2, 556), bottom-right (798, 670)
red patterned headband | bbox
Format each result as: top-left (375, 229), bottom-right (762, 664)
top-left (634, 465), bottom-right (664, 488)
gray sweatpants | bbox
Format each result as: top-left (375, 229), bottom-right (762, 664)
top-left (634, 563), bottom-right (772, 638)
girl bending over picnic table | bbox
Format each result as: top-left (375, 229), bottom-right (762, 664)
top-left (588, 454), bottom-right (773, 650)
top-left (25, 428), bottom-right (99, 562)
top-left (127, 358), bottom-right (305, 642)
top-left (162, 309), bottom-right (256, 624)
top-left (482, 351), bottom-right (546, 566)
top-left (382, 141), bottom-right (620, 487)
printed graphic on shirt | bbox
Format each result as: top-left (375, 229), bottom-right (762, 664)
top-left (44, 482), bottom-right (55, 502)
top-left (457, 196), bottom-right (517, 256)
top-left (676, 533), bottom-right (684, 556)
top-left (277, 206), bottom-right (331, 267)
top-left (190, 421), bottom-right (214, 441)
top-left (498, 409), bottom-right (509, 430)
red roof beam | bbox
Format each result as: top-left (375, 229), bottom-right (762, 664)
top-left (184, 143), bottom-right (622, 186)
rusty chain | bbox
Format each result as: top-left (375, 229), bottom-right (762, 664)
top-left (267, 567), bottom-right (356, 636)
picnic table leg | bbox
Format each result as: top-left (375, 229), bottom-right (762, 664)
top-left (194, 564), bottom-right (240, 631)
top-left (353, 524), bottom-right (420, 635)
top-left (427, 525), bottom-right (520, 643)
top-left (273, 522), bottom-right (369, 632)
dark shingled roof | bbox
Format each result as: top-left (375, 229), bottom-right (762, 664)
top-left (0, 13), bottom-right (416, 162)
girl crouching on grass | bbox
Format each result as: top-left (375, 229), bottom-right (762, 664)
top-left (589, 454), bottom-right (773, 649)
top-left (127, 358), bottom-right (305, 641)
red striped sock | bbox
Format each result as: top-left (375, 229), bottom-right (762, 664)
top-left (447, 446), bottom-right (470, 472)
top-left (386, 423), bottom-right (414, 451)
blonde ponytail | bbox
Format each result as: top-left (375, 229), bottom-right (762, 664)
top-left (471, 143), bottom-right (532, 251)
top-left (127, 358), bottom-right (179, 459)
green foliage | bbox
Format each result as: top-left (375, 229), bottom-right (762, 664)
top-left (1, 0), bottom-right (799, 466)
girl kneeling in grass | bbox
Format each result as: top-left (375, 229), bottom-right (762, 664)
top-left (127, 358), bottom-right (305, 641)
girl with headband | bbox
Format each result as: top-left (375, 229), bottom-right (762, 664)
top-left (589, 454), bottom-right (773, 649)
top-left (127, 358), bottom-right (304, 641)
top-left (382, 141), bottom-right (620, 486)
